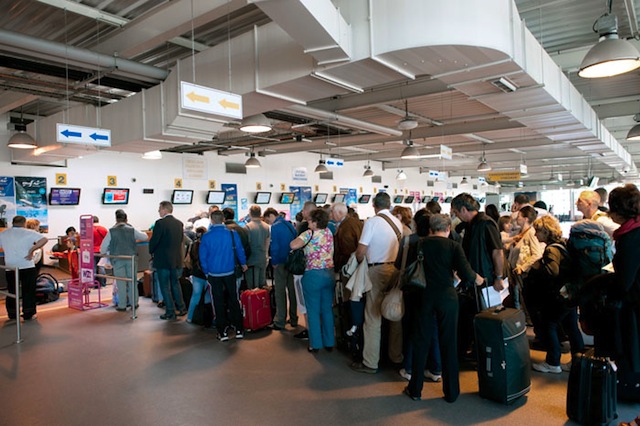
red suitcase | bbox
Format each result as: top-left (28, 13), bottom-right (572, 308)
top-left (241, 288), bottom-right (272, 331)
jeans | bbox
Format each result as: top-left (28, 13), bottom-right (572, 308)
top-left (187, 276), bottom-right (211, 321)
top-left (209, 273), bottom-right (243, 332)
top-left (540, 306), bottom-right (584, 366)
top-left (5, 267), bottom-right (37, 319)
top-left (152, 270), bottom-right (162, 303)
top-left (273, 264), bottom-right (297, 328)
top-left (112, 258), bottom-right (136, 309)
top-left (156, 267), bottom-right (185, 317)
top-left (301, 268), bottom-right (335, 350)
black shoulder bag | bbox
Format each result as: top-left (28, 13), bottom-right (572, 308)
top-left (285, 230), bottom-right (313, 275)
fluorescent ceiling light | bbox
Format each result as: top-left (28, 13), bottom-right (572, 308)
top-left (245, 152), bottom-right (261, 168)
top-left (578, 13), bottom-right (640, 78)
top-left (142, 150), bottom-right (162, 160)
top-left (7, 131), bottom-right (36, 149)
top-left (400, 141), bottom-right (420, 159)
top-left (239, 114), bottom-right (272, 133)
top-left (314, 159), bottom-right (329, 173)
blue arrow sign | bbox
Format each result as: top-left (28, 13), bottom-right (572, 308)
top-left (90, 133), bottom-right (109, 141)
top-left (56, 123), bottom-right (111, 147)
top-left (61, 129), bottom-right (82, 138)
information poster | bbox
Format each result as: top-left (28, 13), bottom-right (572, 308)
top-left (0, 176), bottom-right (16, 228)
top-left (289, 186), bottom-right (312, 219)
top-left (14, 176), bottom-right (48, 232)
top-left (79, 215), bottom-right (94, 285)
top-left (221, 183), bottom-right (239, 221)
top-left (340, 188), bottom-right (357, 208)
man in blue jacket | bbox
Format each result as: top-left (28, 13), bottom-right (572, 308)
top-left (199, 210), bottom-right (248, 341)
top-left (264, 208), bottom-right (298, 330)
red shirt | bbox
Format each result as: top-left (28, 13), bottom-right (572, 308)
top-left (93, 225), bottom-right (108, 253)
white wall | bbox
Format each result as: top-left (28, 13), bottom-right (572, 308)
top-left (1, 141), bottom-right (472, 237)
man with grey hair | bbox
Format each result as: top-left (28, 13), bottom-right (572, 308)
top-left (149, 201), bottom-right (186, 321)
top-left (450, 193), bottom-right (504, 360)
top-left (575, 190), bottom-right (619, 237)
top-left (351, 192), bottom-right (403, 374)
top-left (0, 215), bottom-right (47, 321)
top-left (245, 205), bottom-right (270, 289)
top-left (100, 209), bottom-right (148, 311)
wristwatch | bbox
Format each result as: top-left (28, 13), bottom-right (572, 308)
top-left (495, 275), bottom-right (503, 280)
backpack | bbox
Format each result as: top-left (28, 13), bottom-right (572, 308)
top-left (566, 220), bottom-right (612, 300)
top-left (35, 273), bottom-right (60, 304)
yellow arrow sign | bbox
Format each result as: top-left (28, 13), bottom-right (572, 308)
top-left (487, 171), bottom-right (522, 182)
top-left (219, 98), bottom-right (240, 110)
top-left (187, 92), bottom-right (210, 104)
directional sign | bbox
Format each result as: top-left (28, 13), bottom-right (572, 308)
top-left (180, 81), bottom-right (242, 120)
top-left (56, 123), bottom-right (111, 147)
top-left (440, 144), bottom-right (452, 160)
top-left (487, 171), bottom-right (521, 182)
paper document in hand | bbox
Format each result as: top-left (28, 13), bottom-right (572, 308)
top-left (482, 283), bottom-right (510, 308)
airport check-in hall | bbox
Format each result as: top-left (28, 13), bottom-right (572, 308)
top-left (0, 0), bottom-right (639, 425)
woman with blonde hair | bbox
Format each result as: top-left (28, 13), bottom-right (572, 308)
top-left (392, 205), bottom-right (413, 237)
top-left (528, 215), bottom-right (584, 373)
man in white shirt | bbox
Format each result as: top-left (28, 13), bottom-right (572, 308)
top-left (350, 192), bottom-right (402, 374)
top-left (576, 190), bottom-right (619, 237)
top-left (0, 215), bottom-right (47, 321)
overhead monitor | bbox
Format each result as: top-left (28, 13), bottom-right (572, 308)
top-left (358, 194), bottom-right (371, 204)
top-left (333, 193), bottom-right (345, 203)
top-left (280, 192), bottom-right (295, 204)
top-left (444, 196), bottom-right (453, 203)
top-left (421, 195), bottom-right (431, 203)
top-left (102, 188), bottom-right (130, 205)
top-left (431, 196), bottom-right (440, 202)
top-left (393, 195), bottom-right (404, 204)
top-left (255, 192), bottom-right (271, 204)
top-left (49, 188), bottom-right (81, 206)
top-left (313, 193), bottom-right (328, 204)
top-left (171, 189), bottom-right (193, 205)
top-left (207, 190), bottom-right (226, 204)
top-left (404, 195), bottom-right (415, 203)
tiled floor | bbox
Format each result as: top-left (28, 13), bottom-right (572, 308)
top-left (0, 266), bottom-right (638, 425)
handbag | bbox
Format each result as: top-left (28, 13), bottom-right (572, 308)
top-left (401, 237), bottom-right (427, 289)
top-left (381, 284), bottom-right (404, 321)
top-left (285, 231), bottom-right (313, 275)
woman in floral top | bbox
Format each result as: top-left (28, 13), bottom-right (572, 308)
top-left (290, 208), bottom-right (335, 352)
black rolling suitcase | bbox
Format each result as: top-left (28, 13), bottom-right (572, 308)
top-left (566, 349), bottom-right (617, 425)
top-left (474, 305), bottom-right (531, 404)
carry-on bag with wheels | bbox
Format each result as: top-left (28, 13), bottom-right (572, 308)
top-left (566, 348), bottom-right (617, 425)
top-left (241, 288), bottom-right (272, 331)
top-left (473, 283), bottom-right (531, 404)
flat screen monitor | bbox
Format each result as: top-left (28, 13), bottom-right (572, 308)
top-left (207, 190), bottom-right (226, 204)
top-left (171, 189), bottom-right (193, 205)
top-left (255, 192), bottom-right (271, 204)
top-left (314, 193), bottom-right (328, 204)
top-left (333, 193), bottom-right (345, 203)
top-left (49, 187), bottom-right (81, 205)
top-left (102, 188), bottom-right (129, 205)
top-left (421, 195), bottom-right (431, 203)
top-left (393, 195), bottom-right (404, 204)
top-left (404, 195), bottom-right (415, 203)
top-left (280, 192), bottom-right (295, 204)
top-left (444, 196), bottom-right (453, 203)
top-left (431, 196), bottom-right (440, 202)
top-left (358, 194), bottom-right (371, 204)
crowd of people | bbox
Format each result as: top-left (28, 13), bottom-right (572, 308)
top-left (2, 184), bottom-right (638, 406)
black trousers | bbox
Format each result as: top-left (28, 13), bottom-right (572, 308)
top-left (209, 273), bottom-right (243, 332)
top-left (408, 288), bottom-right (460, 402)
top-left (5, 267), bottom-right (38, 319)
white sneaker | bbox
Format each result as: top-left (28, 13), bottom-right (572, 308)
top-left (561, 361), bottom-right (572, 372)
top-left (532, 362), bottom-right (561, 374)
top-left (424, 370), bottom-right (442, 382)
top-left (399, 368), bottom-right (412, 381)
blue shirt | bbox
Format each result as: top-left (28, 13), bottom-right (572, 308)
top-left (269, 216), bottom-right (297, 265)
top-left (199, 224), bottom-right (247, 277)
